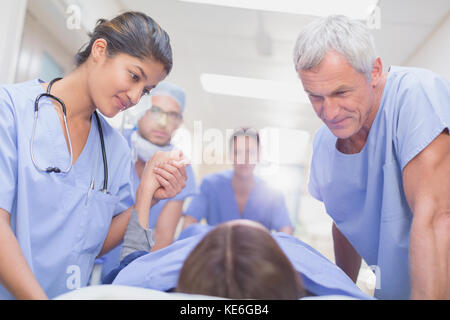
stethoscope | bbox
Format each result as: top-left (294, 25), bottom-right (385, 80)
top-left (31, 77), bottom-right (109, 192)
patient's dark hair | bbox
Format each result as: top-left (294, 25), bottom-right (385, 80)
top-left (75, 11), bottom-right (172, 74)
top-left (177, 222), bottom-right (305, 299)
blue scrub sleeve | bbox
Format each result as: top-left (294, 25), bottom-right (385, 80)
top-left (0, 88), bottom-right (18, 214)
top-left (308, 130), bottom-right (324, 202)
top-left (113, 158), bottom-right (136, 217)
top-left (183, 179), bottom-right (209, 222)
top-left (395, 71), bottom-right (450, 170)
top-left (271, 191), bottom-right (293, 231)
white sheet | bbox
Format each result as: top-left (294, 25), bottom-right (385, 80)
top-left (54, 285), bottom-right (357, 300)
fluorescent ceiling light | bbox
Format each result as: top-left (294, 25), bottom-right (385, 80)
top-left (180, 0), bottom-right (379, 20)
top-left (200, 73), bottom-right (309, 104)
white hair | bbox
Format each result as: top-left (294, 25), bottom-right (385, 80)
top-left (293, 15), bottom-right (377, 81)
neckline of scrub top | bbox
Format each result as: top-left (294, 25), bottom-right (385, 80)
top-left (332, 69), bottom-right (393, 158)
top-left (227, 170), bottom-right (259, 218)
top-left (35, 78), bottom-right (97, 177)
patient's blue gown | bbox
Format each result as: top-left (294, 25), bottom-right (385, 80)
top-left (111, 224), bottom-right (373, 299)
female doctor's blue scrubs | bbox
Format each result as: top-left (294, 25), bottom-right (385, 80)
top-left (0, 79), bottom-right (135, 299)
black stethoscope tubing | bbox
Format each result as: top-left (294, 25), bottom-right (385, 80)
top-left (32, 77), bottom-right (108, 192)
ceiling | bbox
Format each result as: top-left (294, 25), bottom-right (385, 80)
top-left (27, 0), bottom-right (450, 165)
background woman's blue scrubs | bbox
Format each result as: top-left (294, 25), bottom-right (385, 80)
top-left (184, 170), bottom-right (293, 231)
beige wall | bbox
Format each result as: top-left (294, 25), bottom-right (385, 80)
top-left (405, 13), bottom-right (450, 80)
top-left (0, 0), bottom-right (27, 84)
top-left (15, 11), bottom-right (74, 83)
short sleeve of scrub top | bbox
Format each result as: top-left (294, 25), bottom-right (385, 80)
top-left (308, 132), bottom-right (323, 202)
top-left (0, 87), bottom-right (18, 214)
top-left (392, 68), bottom-right (450, 170)
top-left (112, 150), bottom-right (136, 217)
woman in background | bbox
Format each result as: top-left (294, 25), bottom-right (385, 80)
top-left (182, 128), bottom-right (294, 234)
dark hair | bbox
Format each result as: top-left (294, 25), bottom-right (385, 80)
top-left (75, 11), bottom-right (172, 74)
top-left (177, 222), bottom-right (305, 299)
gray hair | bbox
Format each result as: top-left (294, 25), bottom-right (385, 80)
top-left (293, 15), bottom-right (377, 81)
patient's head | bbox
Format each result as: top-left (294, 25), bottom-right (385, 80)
top-left (176, 220), bottom-right (305, 299)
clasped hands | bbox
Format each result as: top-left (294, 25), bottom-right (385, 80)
top-left (138, 150), bottom-right (189, 201)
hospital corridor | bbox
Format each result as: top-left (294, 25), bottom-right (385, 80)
top-left (0, 0), bottom-right (449, 304)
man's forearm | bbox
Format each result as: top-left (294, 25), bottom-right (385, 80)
top-left (410, 212), bottom-right (449, 299)
top-left (401, 130), bottom-right (450, 299)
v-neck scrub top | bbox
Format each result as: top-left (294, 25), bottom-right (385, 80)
top-left (184, 170), bottom-right (293, 231)
top-left (308, 66), bottom-right (449, 299)
top-left (0, 79), bottom-right (135, 299)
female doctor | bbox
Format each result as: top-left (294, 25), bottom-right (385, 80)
top-left (0, 11), bottom-right (187, 299)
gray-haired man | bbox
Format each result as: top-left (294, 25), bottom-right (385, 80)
top-left (294, 15), bottom-right (449, 299)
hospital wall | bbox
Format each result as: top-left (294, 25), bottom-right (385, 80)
top-left (15, 11), bottom-right (74, 83)
top-left (0, 0), bottom-right (27, 84)
top-left (405, 13), bottom-right (450, 80)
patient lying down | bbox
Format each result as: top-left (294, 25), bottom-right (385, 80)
top-left (177, 220), bottom-right (304, 299)
top-left (104, 208), bottom-right (371, 299)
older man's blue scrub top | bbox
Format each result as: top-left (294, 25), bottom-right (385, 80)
top-left (308, 66), bottom-right (450, 300)
top-left (112, 224), bottom-right (372, 299)
top-left (97, 129), bottom-right (197, 281)
top-left (0, 79), bottom-right (135, 299)
top-left (184, 170), bottom-right (293, 231)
